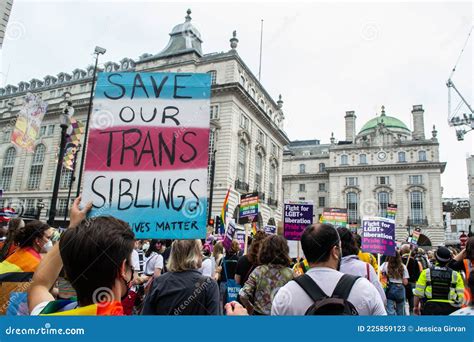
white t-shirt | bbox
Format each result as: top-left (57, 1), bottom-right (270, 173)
top-left (144, 252), bottom-right (164, 276)
top-left (380, 262), bottom-right (409, 284)
top-left (199, 258), bottom-right (213, 277)
top-left (271, 267), bottom-right (387, 316)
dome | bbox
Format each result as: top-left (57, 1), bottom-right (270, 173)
top-left (358, 107), bottom-right (410, 135)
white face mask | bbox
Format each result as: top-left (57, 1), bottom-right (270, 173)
top-left (142, 243), bottom-right (150, 252)
top-left (42, 240), bottom-right (53, 253)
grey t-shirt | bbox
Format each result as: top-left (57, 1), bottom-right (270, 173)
top-left (271, 267), bottom-right (387, 316)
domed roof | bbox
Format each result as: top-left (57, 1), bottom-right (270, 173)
top-left (358, 106), bottom-right (411, 135)
top-left (170, 9), bottom-right (202, 40)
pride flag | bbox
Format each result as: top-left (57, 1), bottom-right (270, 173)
top-left (220, 187), bottom-right (231, 234)
top-left (0, 247), bottom-right (41, 281)
top-left (40, 300), bottom-right (123, 316)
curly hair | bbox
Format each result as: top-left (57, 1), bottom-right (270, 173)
top-left (258, 235), bottom-right (291, 267)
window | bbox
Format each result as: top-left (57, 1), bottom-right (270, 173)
top-left (302, 151), bottom-right (311, 156)
top-left (57, 198), bottom-right (69, 217)
top-left (60, 166), bottom-right (73, 189)
top-left (319, 197), bottom-right (326, 208)
top-left (359, 154), bottom-right (367, 164)
top-left (237, 140), bottom-right (247, 182)
top-left (398, 151), bottom-right (406, 162)
top-left (299, 164), bottom-right (306, 174)
top-left (210, 105), bottom-right (219, 120)
top-left (410, 191), bottom-right (424, 224)
top-left (346, 177), bottom-right (358, 186)
top-left (240, 114), bottom-right (249, 130)
top-left (251, 88), bottom-right (256, 99)
top-left (378, 191), bottom-right (389, 217)
top-left (319, 163), bottom-right (326, 172)
top-left (3, 130), bottom-right (11, 142)
top-left (80, 84), bottom-right (87, 92)
top-left (207, 70), bottom-right (217, 85)
top-left (255, 153), bottom-right (263, 191)
top-left (377, 176), bottom-right (389, 185)
top-left (409, 175), bottom-right (423, 185)
top-left (240, 75), bottom-right (246, 87)
top-left (271, 143), bottom-right (277, 156)
top-left (257, 130), bottom-right (265, 146)
top-left (269, 163), bottom-right (277, 199)
top-left (341, 154), bottom-right (348, 165)
top-left (418, 151), bottom-right (427, 161)
top-left (25, 199), bottom-right (36, 216)
top-left (207, 129), bottom-right (216, 186)
top-left (319, 183), bottom-right (326, 191)
top-left (39, 126), bottom-right (47, 137)
top-left (48, 125), bottom-right (55, 136)
top-left (28, 144), bottom-right (46, 190)
top-left (0, 147), bottom-right (16, 190)
top-left (299, 184), bottom-right (306, 192)
top-left (346, 192), bottom-right (358, 223)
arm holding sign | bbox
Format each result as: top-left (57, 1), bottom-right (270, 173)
top-left (28, 197), bottom-right (92, 313)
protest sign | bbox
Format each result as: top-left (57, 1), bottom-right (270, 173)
top-left (322, 208), bottom-right (347, 228)
top-left (409, 227), bottom-right (421, 246)
top-left (386, 204), bottom-right (398, 220)
top-left (236, 230), bottom-right (245, 250)
top-left (11, 93), bottom-right (48, 152)
top-left (239, 192), bottom-right (258, 224)
top-left (361, 216), bottom-right (396, 256)
top-left (82, 72), bottom-right (211, 239)
top-left (222, 220), bottom-right (236, 250)
top-left (284, 201), bottom-right (313, 241)
top-left (263, 225), bottom-right (276, 235)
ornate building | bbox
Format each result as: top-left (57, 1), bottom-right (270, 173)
top-left (0, 10), bottom-right (289, 227)
top-left (283, 105), bottom-right (446, 246)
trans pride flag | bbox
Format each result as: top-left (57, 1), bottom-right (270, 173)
top-left (81, 72), bottom-right (211, 240)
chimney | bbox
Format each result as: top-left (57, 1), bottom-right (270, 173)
top-left (344, 111), bottom-right (356, 142)
top-left (412, 105), bottom-right (425, 140)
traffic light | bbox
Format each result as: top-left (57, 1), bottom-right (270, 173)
top-left (208, 218), bottom-right (215, 227)
top-left (215, 215), bottom-right (222, 234)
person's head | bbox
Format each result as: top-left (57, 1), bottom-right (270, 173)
top-left (213, 241), bottom-right (224, 258)
top-left (427, 250), bottom-right (435, 260)
top-left (247, 230), bottom-right (267, 264)
top-left (400, 244), bottom-right (411, 255)
top-left (435, 246), bottom-right (451, 266)
top-left (386, 251), bottom-right (404, 279)
top-left (354, 234), bottom-right (362, 250)
top-left (59, 216), bottom-right (135, 306)
top-left (258, 235), bottom-right (291, 267)
top-left (14, 220), bottom-right (53, 253)
top-left (226, 239), bottom-right (240, 256)
top-left (134, 240), bottom-right (143, 250)
top-left (145, 239), bottom-right (164, 258)
top-left (337, 227), bottom-right (359, 257)
top-left (167, 239), bottom-right (203, 272)
top-left (301, 223), bottom-right (341, 270)
top-left (465, 237), bottom-right (474, 261)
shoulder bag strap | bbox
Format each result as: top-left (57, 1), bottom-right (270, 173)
top-left (366, 263), bottom-right (370, 281)
top-left (332, 274), bottom-right (360, 300)
top-left (293, 274), bottom-right (327, 302)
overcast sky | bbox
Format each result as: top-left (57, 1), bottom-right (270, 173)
top-left (1, 0), bottom-right (472, 197)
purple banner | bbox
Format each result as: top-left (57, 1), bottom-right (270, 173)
top-left (222, 220), bottom-right (236, 250)
top-left (284, 202), bottom-right (313, 241)
top-left (361, 217), bottom-right (396, 256)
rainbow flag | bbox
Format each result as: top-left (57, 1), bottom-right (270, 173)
top-left (40, 300), bottom-right (124, 316)
top-left (220, 187), bottom-right (231, 234)
top-left (251, 222), bottom-right (257, 236)
top-left (0, 247), bottom-right (41, 281)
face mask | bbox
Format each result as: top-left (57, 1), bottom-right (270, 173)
top-left (42, 240), bottom-right (53, 253)
top-left (142, 243), bottom-right (150, 252)
top-left (120, 266), bottom-right (134, 301)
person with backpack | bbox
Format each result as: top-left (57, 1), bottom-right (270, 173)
top-left (338, 228), bottom-right (386, 305)
top-left (271, 223), bottom-right (386, 315)
top-left (238, 235), bottom-right (293, 315)
top-left (380, 251), bottom-right (410, 315)
top-left (235, 231), bottom-right (266, 286)
top-left (216, 240), bottom-right (240, 312)
top-left (400, 244), bottom-right (422, 314)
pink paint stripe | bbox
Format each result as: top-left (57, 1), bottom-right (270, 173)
top-left (85, 126), bottom-right (209, 171)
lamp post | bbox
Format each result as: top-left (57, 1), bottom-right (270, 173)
top-left (48, 102), bottom-right (73, 226)
top-left (76, 46), bottom-right (106, 198)
top-left (36, 199), bottom-right (44, 220)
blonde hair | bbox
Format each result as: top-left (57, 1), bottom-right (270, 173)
top-left (167, 239), bottom-right (202, 272)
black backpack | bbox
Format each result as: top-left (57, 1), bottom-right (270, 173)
top-left (294, 274), bottom-right (360, 315)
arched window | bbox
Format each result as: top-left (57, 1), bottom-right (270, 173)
top-left (0, 147), bottom-right (16, 190)
top-left (378, 191), bottom-right (389, 217)
top-left (359, 154), bottom-right (367, 164)
top-left (319, 163), bottom-right (326, 172)
top-left (28, 144), bottom-right (46, 190)
top-left (346, 192), bottom-right (358, 223)
top-left (255, 153), bottom-right (263, 191)
top-left (207, 70), bottom-right (217, 85)
top-left (341, 154), bottom-right (348, 165)
top-left (299, 163), bottom-right (306, 174)
top-left (60, 166), bottom-right (73, 189)
top-left (251, 88), bottom-right (256, 99)
top-left (240, 75), bottom-right (246, 87)
top-left (398, 151), bottom-right (406, 162)
top-left (410, 191), bottom-right (424, 224)
top-left (237, 140), bottom-right (247, 182)
top-left (418, 150), bottom-right (427, 161)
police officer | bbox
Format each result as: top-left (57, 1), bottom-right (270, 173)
top-left (413, 246), bottom-right (464, 315)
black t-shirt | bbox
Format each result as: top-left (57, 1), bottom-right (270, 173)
top-left (235, 255), bottom-right (255, 285)
top-left (219, 254), bottom-right (239, 283)
top-left (141, 270), bottom-right (219, 315)
top-left (402, 255), bottom-right (420, 283)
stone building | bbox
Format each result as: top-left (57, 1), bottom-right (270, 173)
top-left (283, 105), bottom-right (446, 246)
top-left (0, 10), bottom-right (289, 227)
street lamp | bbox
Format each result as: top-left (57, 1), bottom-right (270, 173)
top-left (76, 46), bottom-right (106, 197)
top-left (48, 102), bottom-right (73, 226)
top-left (36, 199), bottom-right (44, 220)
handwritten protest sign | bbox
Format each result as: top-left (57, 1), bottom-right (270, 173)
top-left (322, 208), bottom-right (347, 228)
top-left (82, 72), bottom-right (211, 239)
top-left (284, 201), bottom-right (313, 241)
top-left (361, 216), bottom-right (396, 256)
top-left (239, 192), bottom-right (258, 224)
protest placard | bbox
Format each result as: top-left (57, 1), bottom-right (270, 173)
top-left (82, 72), bottom-right (211, 239)
top-left (409, 227), bottom-right (421, 246)
top-left (284, 201), bottom-right (313, 241)
top-left (263, 225), bottom-right (276, 235)
top-left (239, 192), bottom-right (258, 224)
top-left (361, 216), bottom-right (396, 256)
top-left (222, 220), bottom-right (236, 250)
top-left (386, 204), bottom-right (398, 220)
top-left (321, 208), bottom-right (347, 228)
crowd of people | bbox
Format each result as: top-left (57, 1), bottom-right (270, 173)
top-left (0, 196), bottom-right (473, 316)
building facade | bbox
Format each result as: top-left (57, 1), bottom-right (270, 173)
top-left (283, 105), bottom-right (446, 246)
top-left (0, 10), bottom-right (289, 227)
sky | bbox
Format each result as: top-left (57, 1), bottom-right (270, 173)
top-left (1, 0), bottom-right (473, 197)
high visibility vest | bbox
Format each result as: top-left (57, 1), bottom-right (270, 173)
top-left (424, 266), bottom-right (459, 302)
